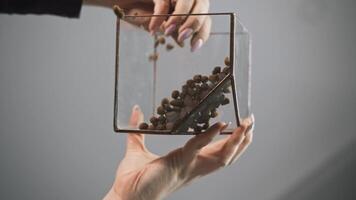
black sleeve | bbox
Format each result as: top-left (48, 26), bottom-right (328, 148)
top-left (0, 0), bottom-right (83, 18)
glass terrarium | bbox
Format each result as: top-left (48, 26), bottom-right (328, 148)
top-left (113, 11), bottom-right (251, 135)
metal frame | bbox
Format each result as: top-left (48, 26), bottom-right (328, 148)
top-left (113, 12), bottom-right (241, 135)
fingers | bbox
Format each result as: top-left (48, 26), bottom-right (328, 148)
top-left (168, 30), bottom-right (185, 47)
top-left (138, 0), bottom-right (211, 51)
top-left (228, 115), bottom-right (255, 164)
top-left (178, 0), bottom-right (209, 33)
top-left (129, 105), bottom-right (144, 128)
top-left (229, 128), bottom-right (253, 165)
top-left (126, 105), bottom-right (146, 152)
top-left (218, 125), bottom-right (247, 165)
top-left (166, 0), bottom-right (211, 50)
top-left (177, 0), bottom-right (209, 47)
top-left (117, 0), bottom-right (211, 51)
top-left (164, 0), bottom-right (195, 36)
top-left (190, 16), bottom-right (211, 52)
top-left (182, 122), bottom-right (228, 164)
top-left (176, 116), bottom-right (254, 185)
top-left (149, 0), bottom-right (170, 34)
top-left (218, 115), bottom-right (254, 166)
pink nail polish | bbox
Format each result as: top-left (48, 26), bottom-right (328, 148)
top-left (191, 39), bottom-right (203, 52)
top-left (164, 24), bottom-right (176, 36)
top-left (178, 28), bottom-right (193, 43)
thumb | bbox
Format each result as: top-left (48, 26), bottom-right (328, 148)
top-left (129, 105), bottom-right (144, 128)
top-left (126, 105), bottom-right (146, 152)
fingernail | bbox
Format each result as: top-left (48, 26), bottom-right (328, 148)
top-left (178, 28), bottom-right (193, 43)
top-left (245, 114), bottom-right (255, 133)
top-left (177, 41), bottom-right (184, 48)
top-left (191, 39), bottom-right (203, 52)
top-left (220, 122), bottom-right (231, 131)
top-left (164, 24), bottom-right (176, 36)
top-left (250, 113), bottom-right (255, 131)
top-left (133, 105), bottom-right (140, 112)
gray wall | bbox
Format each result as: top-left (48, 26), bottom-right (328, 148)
top-left (1, 0), bottom-right (356, 199)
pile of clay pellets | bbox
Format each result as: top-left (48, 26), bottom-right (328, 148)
top-left (139, 57), bottom-right (232, 132)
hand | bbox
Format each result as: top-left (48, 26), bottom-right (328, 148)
top-left (84, 0), bottom-right (211, 52)
top-left (103, 105), bottom-right (254, 200)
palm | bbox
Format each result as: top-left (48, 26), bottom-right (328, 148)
top-left (109, 106), bottom-right (253, 200)
top-left (118, 141), bottom-right (159, 175)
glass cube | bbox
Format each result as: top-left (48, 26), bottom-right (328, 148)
top-left (113, 12), bottom-right (251, 135)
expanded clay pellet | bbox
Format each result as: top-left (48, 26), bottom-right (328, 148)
top-left (149, 53), bottom-right (159, 62)
top-left (166, 43), bottom-right (174, 51)
top-left (139, 122), bottom-right (149, 130)
top-left (224, 56), bottom-right (231, 67)
top-left (171, 90), bottom-right (180, 99)
top-left (113, 5), bottom-right (125, 19)
top-left (158, 37), bottom-right (166, 44)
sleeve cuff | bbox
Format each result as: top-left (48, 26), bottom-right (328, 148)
top-left (0, 0), bottom-right (83, 18)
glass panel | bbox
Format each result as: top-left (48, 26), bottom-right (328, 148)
top-left (235, 20), bottom-right (252, 120)
top-left (114, 13), bottom-right (251, 135)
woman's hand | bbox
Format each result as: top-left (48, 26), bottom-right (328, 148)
top-left (84, 0), bottom-right (211, 51)
top-left (103, 105), bottom-right (254, 200)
